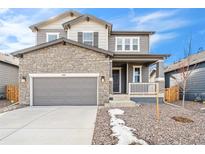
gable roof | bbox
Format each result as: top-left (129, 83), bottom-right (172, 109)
top-left (29, 10), bottom-right (82, 32)
top-left (0, 52), bottom-right (19, 66)
top-left (11, 38), bottom-right (113, 57)
top-left (165, 50), bottom-right (205, 73)
top-left (62, 14), bottom-right (112, 31)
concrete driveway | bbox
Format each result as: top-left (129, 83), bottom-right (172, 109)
top-left (0, 106), bottom-right (97, 145)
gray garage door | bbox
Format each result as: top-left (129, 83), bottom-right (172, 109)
top-left (33, 77), bottom-right (97, 106)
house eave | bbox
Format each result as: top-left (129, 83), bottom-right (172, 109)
top-left (29, 10), bottom-right (82, 32)
top-left (111, 31), bottom-right (156, 35)
top-left (62, 14), bottom-right (112, 31)
top-left (11, 38), bottom-right (113, 57)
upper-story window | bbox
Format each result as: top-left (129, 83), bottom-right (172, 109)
top-left (83, 32), bottom-right (94, 46)
top-left (46, 33), bottom-right (59, 42)
top-left (115, 37), bottom-right (140, 52)
top-left (116, 38), bottom-right (123, 51)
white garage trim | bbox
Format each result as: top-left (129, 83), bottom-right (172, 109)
top-left (29, 73), bottom-right (100, 106)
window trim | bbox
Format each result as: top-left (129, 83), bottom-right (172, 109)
top-left (46, 32), bottom-right (60, 42)
top-left (115, 37), bottom-right (140, 52)
top-left (116, 37), bottom-right (123, 51)
top-left (132, 65), bottom-right (142, 83)
top-left (82, 31), bottom-right (94, 46)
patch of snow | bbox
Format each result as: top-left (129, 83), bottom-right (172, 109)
top-left (108, 109), bottom-right (148, 145)
top-left (108, 109), bottom-right (124, 116)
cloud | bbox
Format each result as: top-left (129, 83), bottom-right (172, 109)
top-left (150, 32), bottom-right (178, 47)
top-left (0, 8), bottom-right (60, 53)
top-left (132, 9), bottom-right (188, 32)
top-left (0, 8), bottom-right (86, 53)
top-left (131, 10), bottom-right (189, 49)
top-left (132, 10), bottom-right (178, 25)
top-left (0, 8), bottom-right (9, 14)
top-left (110, 9), bottom-right (189, 49)
top-left (0, 13), bottom-right (35, 53)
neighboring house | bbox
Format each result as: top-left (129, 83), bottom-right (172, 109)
top-left (0, 53), bottom-right (19, 99)
top-left (165, 50), bottom-right (205, 101)
top-left (12, 10), bottom-right (169, 106)
top-left (149, 68), bottom-right (156, 82)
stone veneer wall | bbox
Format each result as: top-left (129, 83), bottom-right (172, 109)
top-left (19, 43), bottom-right (111, 105)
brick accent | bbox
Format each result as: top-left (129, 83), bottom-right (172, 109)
top-left (19, 43), bottom-right (111, 105)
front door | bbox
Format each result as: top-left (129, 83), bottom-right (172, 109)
top-left (113, 69), bottom-right (121, 93)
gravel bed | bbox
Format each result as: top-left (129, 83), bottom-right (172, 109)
top-left (172, 101), bottom-right (205, 112)
top-left (0, 103), bottom-right (28, 114)
top-left (92, 104), bottom-right (205, 145)
top-left (0, 100), bottom-right (12, 109)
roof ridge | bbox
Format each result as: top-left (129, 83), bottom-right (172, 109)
top-left (29, 10), bottom-right (82, 31)
top-left (62, 13), bottom-right (112, 30)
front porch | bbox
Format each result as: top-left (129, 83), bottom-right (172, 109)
top-left (108, 53), bottom-right (169, 104)
top-left (110, 61), bottom-right (164, 95)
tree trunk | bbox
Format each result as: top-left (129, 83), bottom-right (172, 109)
top-left (182, 82), bottom-right (186, 108)
top-left (182, 90), bottom-right (185, 108)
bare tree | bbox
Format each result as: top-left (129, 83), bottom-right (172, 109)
top-left (173, 37), bottom-right (197, 107)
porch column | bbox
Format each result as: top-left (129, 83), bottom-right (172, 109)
top-left (109, 60), bottom-right (113, 95)
top-left (126, 63), bottom-right (129, 94)
top-left (155, 60), bottom-right (165, 93)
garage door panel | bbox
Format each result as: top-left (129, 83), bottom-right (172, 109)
top-left (33, 77), bottom-right (97, 106)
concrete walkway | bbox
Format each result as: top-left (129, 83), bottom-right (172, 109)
top-left (0, 106), bottom-right (97, 145)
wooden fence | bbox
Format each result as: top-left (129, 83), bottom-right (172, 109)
top-left (165, 85), bottom-right (180, 103)
top-left (6, 85), bottom-right (19, 103)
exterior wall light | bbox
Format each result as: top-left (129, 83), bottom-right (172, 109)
top-left (21, 76), bottom-right (26, 83)
top-left (101, 76), bottom-right (105, 83)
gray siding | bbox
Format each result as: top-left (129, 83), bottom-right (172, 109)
top-left (156, 61), bottom-right (164, 78)
top-left (0, 62), bottom-right (18, 98)
top-left (37, 29), bottom-right (67, 45)
top-left (108, 34), bottom-right (150, 53)
top-left (165, 62), bottom-right (205, 101)
top-left (128, 63), bottom-right (149, 83)
top-left (113, 62), bottom-right (149, 94)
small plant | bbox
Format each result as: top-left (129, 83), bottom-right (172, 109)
top-left (171, 116), bottom-right (194, 123)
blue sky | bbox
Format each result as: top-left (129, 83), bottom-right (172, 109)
top-left (0, 8), bottom-right (205, 65)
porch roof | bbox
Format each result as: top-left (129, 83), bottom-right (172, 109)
top-left (112, 53), bottom-right (170, 64)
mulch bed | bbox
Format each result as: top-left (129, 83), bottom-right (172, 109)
top-left (92, 104), bottom-right (205, 145)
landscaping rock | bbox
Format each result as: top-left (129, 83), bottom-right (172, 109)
top-left (92, 104), bottom-right (205, 145)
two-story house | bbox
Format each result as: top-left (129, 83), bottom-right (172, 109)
top-left (12, 10), bottom-right (169, 106)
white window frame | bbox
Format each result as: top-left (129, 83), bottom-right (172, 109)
top-left (115, 37), bottom-right (140, 52)
top-left (116, 37), bottom-right (123, 51)
top-left (46, 32), bottom-right (60, 42)
top-left (83, 31), bottom-right (94, 46)
top-left (132, 66), bottom-right (142, 83)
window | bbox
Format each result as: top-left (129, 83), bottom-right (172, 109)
top-left (115, 37), bottom-right (140, 51)
top-left (125, 38), bottom-right (131, 51)
top-left (83, 32), bottom-right (93, 46)
top-left (133, 66), bottom-right (141, 83)
top-left (117, 38), bottom-right (123, 51)
top-left (133, 38), bottom-right (139, 51)
top-left (46, 33), bottom-right (59, 42)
